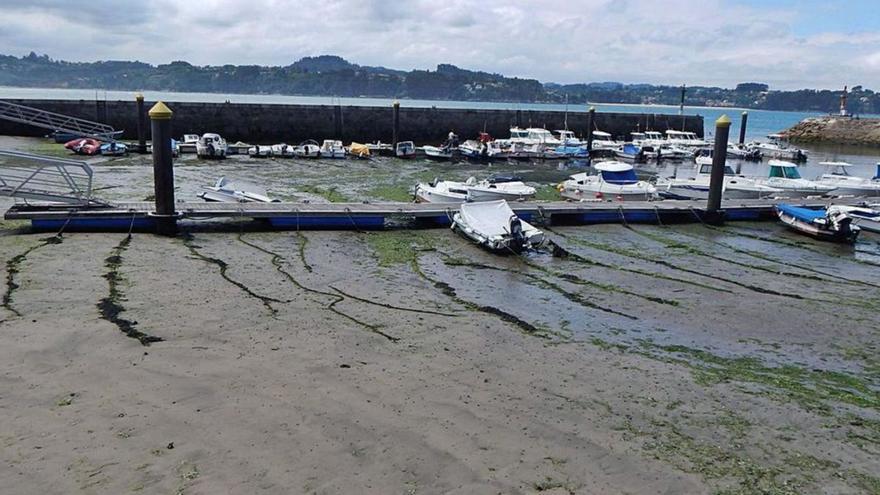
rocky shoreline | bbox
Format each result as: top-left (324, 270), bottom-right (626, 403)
top-left (783, 115), bottom-right (880, 147)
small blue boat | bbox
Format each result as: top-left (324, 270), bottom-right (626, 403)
top-left (100, 142), bottom-right (128, 156)
top-left (776, 203), bottom-right (860, 243)
top-left (555, 144), bottom-right (589, 158)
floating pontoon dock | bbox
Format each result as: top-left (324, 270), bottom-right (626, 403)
top-left (3, 198), bottom-right (849, 231)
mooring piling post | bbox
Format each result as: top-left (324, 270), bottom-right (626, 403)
top-left (706, 114), bottom-right (731, 225)
top-left (149, 101), bottom-right (177, 236)
top-left (515, 109), bottom-right (522, 128)
top-left (334, 104), bottom-right (343, 139)
top-left (135, 93), bottom-right (147, 154)
top-left (392, 100), bottom-right (400, 147)
top-left (586, 106), bottom-right (596, 152)
top-left (739, 111), bottom-right (748, 145)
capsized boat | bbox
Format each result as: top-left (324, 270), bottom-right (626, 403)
top-left (64, 138), bottom-right (101, 155)
top-left (196, 133), bottom-right (228, 159)
top-left (757, 160), bottom-right (836, 198)
top-left (294, 140), bottom-right (321, 158)
top-left (198, 177), bottom-right (279, 203)
top-left (814, 162), bottom-right (880, 197)
top-left (396, 141), bottom-right (416, 159)
top-left (776, 204), bottom-right (860, 243)
top-left (655, 157), bottom-right (781, 200)
top-left (319, 139), bottom-right (346, 159)
top-left (559, 161), bottom-right (657, 201)
top-left (452, 200), bottom-right (545, 254)
top-left (100, 141), bottom-right (127, 156)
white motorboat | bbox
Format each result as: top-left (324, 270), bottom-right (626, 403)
top-left (196, 133), bottom-right (228, 159)
top-left (396, 141), bottom-right (416, 159)
top-left (751, 134), bottom-right (807, 162)
top-left (776, 204), bottom-right (859, 243)
top-left (319, 139), bottom-right (346, 159)
top-left (589, 130), bottom-right (620, 150)
top-left (423, 145), bottom-right (456, 160)
top-left (726, 143), bottom-right (762, 160)
top-left (414, 179), bottom-right (469, 203)
top-left (814, 162), bottom-right (880, 197)
top-left (198, 177), bottom-right (279, 203)
top-left (294, 140), bottom-right (321, 158)
top-left (833, 204), bottom-right (880, 234)
top-left (452, 200), bottom-right (545, 254)
top-left (271, 143), bottom-right (295, 158)
top-left (559, 161), bottom-right (657, 201)
top-left (467, 176), bottom-right (536, 202)
top-left (614, 143), bottom-right (645, 163)
top-left (459, 140), bottom-right (492, 161)
top-left (248, 144), bottom-right (273, 158)
top-left (415, 176), bottom-right (536, 203)
top-left (665, 130), bottom-right (708, 148)
top-left (756, 160), bottom-right (837, 198)
top-left (556, 130), bottom-right (584, 146)
top-left (366, 141), bottom-right (393, 155)
top-left (656, 157), bottom-right (781, 200)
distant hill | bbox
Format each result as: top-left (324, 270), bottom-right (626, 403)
top-left (1, 52), bottom-right (877, 114)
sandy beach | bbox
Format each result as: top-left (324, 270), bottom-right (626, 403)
top-left (1, 139), bottom-right (879, 494)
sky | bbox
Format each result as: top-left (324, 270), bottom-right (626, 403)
top-left (2, 0), bottom-right (878, 90)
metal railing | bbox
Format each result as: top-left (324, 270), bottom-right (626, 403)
top-left (0, 150), bottom-right (102, 205)
top-left (0, 100), bottom-right (119, 141)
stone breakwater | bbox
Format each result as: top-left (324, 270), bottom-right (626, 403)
top-left (783, 116), bottom-right (880, 147)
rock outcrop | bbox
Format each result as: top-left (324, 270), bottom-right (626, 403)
top-left (783, 116), bottom-right (880, 147)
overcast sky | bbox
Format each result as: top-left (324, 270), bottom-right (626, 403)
top-left (3, 0), bottom-right (878, 90)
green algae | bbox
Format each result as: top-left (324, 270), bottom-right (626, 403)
top-left (298, 184), bottom-right (350, 202)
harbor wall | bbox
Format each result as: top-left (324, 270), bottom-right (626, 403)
top-left (0, 98), bottom-right (704, 144)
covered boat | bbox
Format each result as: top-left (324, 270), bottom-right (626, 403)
top-left (198, 177), bottom-right (279, 203)
top-left (757, 160), bottom-right (836, 197)
top-left (656, 157), bottom-right (781, 200)
top-left (271, 143), bottom-right (295, 157)
top-left (196, 133), bottom-right (228, 159)
top-left (348, 142), bottom-right (371, 159)
top-left (294, 140), bottom-right (321, 158)
top-left (452, 200), bottom-right (545, 254)
top-left (415, 177), bottom-right (536, 203)
top-left (614, 143), bottom-right (644, 163)
top-left (776, 204), bottom-right (860, 243)
top-left (559, 161), bottom-right (657, 201)
top-left (248, 145), bottom-right (273, 158)
top-left (814, 162), bottom-right (880, 197)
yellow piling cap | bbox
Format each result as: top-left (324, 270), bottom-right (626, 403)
top-left (589, 106), bottom-right (595, 112)
top-left (742, 111), bottom-right (748, 116)
top-left (393, 99), bottom-right (400, 106)
top-left (148, 101), bottom-right (173, 120)
top-left (135, 92), bottom-right (144, 101)
top-left (716, 114), bottom-right (731, 127)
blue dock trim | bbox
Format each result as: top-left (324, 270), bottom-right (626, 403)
top-left (267, 216), bottom-right (385, 230)
top-left (32, 217), bottom-right (156, 231)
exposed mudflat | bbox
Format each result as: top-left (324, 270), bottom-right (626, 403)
top-left (1, 137), bottom-right (879, 494)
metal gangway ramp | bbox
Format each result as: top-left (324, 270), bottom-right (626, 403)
top-left (0, 150), bottom-right (104, 205)
top-left (0, 99), bottom-right (120, 141)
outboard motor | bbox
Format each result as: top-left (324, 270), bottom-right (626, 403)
top-left (874, 164), bottom-right (880, 180)
top-left (508, 215), bottom-right (526, 253)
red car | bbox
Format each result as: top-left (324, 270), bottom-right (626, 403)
top-left (64, 138), bottom-right (102, 155)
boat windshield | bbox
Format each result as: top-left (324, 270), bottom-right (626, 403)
top-left (601, 169), bottom-right (639, 185)
top-left (770, 166), bottom-right (802, 179)
top-left (698, 165), bottom-right (736, 175)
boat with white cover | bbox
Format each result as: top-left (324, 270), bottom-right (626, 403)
top-left (196, 133), bottom-right (228, 159)
top-left (294, 140), bottom-right (321, 158)
top-left (248, 144), bottom-right (273, 158)
top-left (776, 204), bottom-right (860, 243)
top-left (319, 140), bottom-right (346, 159)
top-left (756, 160), bottom-right (837, 198)
top-left (271, 143), bottom-right (294, 157)
top-left (814, 162), bottom-right (880, 197)
top-left (559, 161), bottom-right (657, 201)
top-left (198, 177), bottom-right (279, 203)
top-left (452, 200), bottom-right (545, 254)
top-left (656, 157), bottom-right (782, 200)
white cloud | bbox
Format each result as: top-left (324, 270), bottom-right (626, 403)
top-left (0, 0), bottom-right (877, 90)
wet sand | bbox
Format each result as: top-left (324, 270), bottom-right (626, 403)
top-left (1, 138), bottom-right (879, 494)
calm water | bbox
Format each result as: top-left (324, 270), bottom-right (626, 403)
top-left (0, 86), bottom-right (824, 140)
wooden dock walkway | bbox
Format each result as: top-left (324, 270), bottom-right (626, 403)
top-left (4, 198), bottom-right (848, 231)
